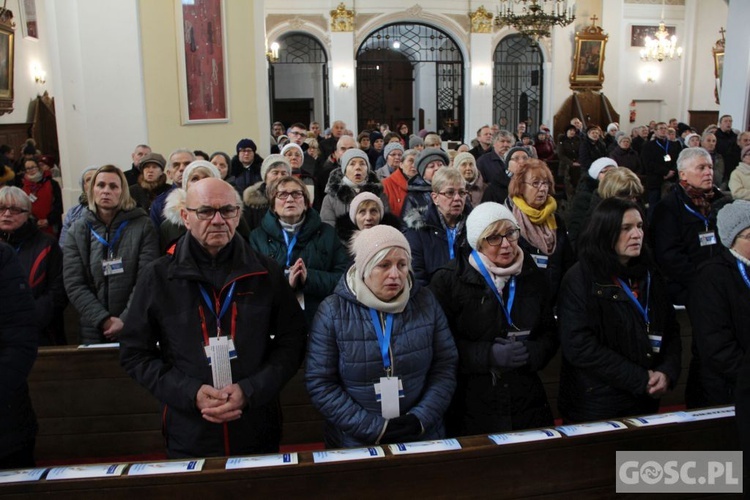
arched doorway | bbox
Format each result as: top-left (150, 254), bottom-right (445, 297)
top-left (269, 33), bottom-right (329, 129)
top-left (356, 23), bottom-right (464, 140)
top-left (493, 35), bottom-right (543, 132)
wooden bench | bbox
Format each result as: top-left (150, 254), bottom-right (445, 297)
top-left (2, 414), bottom-right (741, 498)
top-left (28, 308), bottom-right (694, 462)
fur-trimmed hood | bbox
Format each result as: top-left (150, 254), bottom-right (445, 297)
top-left (324, 168), bottom-right (383, 206)
top-left (162, 187), bottom-right (187, 227)
top-left (243, 181), bottom-right (268, 209)
top-left (402, 202), bottom-right (470, 232)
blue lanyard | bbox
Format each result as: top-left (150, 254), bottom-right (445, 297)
top-left (199, 281), bottom-right (236, 337)
top-left (737, 259), bottom-right (750, 291)
top-left (616, 272), bottom-right (651, 332)
top-left (369, 308), bottom-right (394, 373)
top-left (446, 227), bottom-right (458, 260)
top-left (682, 203), bottom-right (710, 230)
top-left (655, 139), bottom-right (670, 154)
top-left (282, 231), bottom-right (298, 268)
top-left (88, 221), bottom-right (129, 258)
top-left (471, 250), bottom-right (516, 328)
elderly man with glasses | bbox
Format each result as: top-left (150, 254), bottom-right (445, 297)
top-left (120, 177), bottom-right (307, 459)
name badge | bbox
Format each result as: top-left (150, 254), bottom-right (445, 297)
top-left (531, 254), bottom-right (549, 269)
top-left (699, 231), bottom-right (717, 247)
top-left (101, 258), bottom-right (124, 276)
top-left (374, 377), bottom-right (404, 419)
top-left (507, 329), bottom-right (531, 343)
top-left (207, 336), bottom-right (232, 389)
top-left (663, 154), bottom-right (671, 162)
top-left (648, 334), bottom-right (663, 354)
top-left (29, 193), bottom-right (38, 203)
top-left (227, 338), bottom-right (237, 360)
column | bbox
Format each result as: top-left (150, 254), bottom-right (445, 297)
top-left (329, 31), bottom-right (357, 131)
top-left (720, 0), bottom-right (750, 129)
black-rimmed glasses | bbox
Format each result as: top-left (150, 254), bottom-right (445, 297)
top-left (0, 206), bottom-right (29, 215)
top-left (484, 228), bottom-right (520, 246)
top-left (185, 206), bottom-right (240, 220)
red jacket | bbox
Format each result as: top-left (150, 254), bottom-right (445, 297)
top-left (22, 172), bottom-right (62, 237)
top-left (382, 168), bottom-right (409, 218)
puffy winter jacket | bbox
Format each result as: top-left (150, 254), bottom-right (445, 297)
top-left (306, 271), bottom-right (458, 448)
top-left (63, 207), bottom-right (159, 344)
top-left (319, 169), bottom-right (389, 228)
top-left (429, 251), bottom-right (558, 435)
top-left (403, 203), bottom-right (470, 287)
top-left (250, 208), bottom-right (349, 324)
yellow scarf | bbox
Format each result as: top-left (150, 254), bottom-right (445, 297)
top-left (512, 196), bottom-right (558, 230)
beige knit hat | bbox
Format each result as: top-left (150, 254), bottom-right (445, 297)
top-left (349, 192), bottom-right (384, 224)
top-left (350, 225), bottom-right (411, 281)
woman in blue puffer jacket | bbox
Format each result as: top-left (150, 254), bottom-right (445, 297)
top-left (306, 225), bottom-right (458, 449)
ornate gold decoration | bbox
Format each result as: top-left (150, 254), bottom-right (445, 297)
top-left (469, 6), bottom-right (494, 34)
top-left (330, 3), bottom-right (355, 32)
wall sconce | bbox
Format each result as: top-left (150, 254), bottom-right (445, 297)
top-left (333, 69), bottom-right (353, 89)
top-left (32, 65), bottom-right (46, 84)
top-left (472, 67), bottom-right (491, 87)
top-left (266, 42), bottom-right (279, 63)
top-left (639, 65), bottom-right (659, 84)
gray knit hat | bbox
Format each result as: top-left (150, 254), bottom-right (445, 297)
top-left (717, 200), bottom-right (750, 248)
top-left (504, 146), bottom-right (529, 165)
top-left (260, 154), bottom-right (291, 181)
top-left (465, 202), bottom-right (519, 250)
top-left (383, 142), bottom-right (404, 159)
top-left (340, 148), bottom-right (371, 173)
top-left (408, 136), bottom-right (424, 149)
top-left (415, 149), bottom-right (450, 178)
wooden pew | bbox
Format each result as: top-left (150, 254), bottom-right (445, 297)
top-left (2, 415), bottom-right (741, 498)
top-left (29, 306), bottom-right (695, 463)
top-left (28, 347), bottom-right (325, 462)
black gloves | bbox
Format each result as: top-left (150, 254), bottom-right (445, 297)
top-left (381, 413), bottom-right (422, 444)
top-left (490, 337), bottom-right (529, 369)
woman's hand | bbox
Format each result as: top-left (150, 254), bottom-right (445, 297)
top-left (102, 316), bottom-right (124, 340)
top-left (647, 370), bottom-right (669, 397)
top-left (287, 258), bottom-right (307, 288)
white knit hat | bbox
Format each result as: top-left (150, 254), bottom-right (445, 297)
top-left (465, 202), bottom-right (519, 250)
top-left (589, 157), bottom-right (618, 179)
top-left (280, 143), bottom-right (303, 158)
top-left (183, 160), bottom-right (220, 186)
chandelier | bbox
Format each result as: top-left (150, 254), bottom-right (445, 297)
top-left (639, 0), bottom-right (682, 62)
top-left (639, 22), bottom-right (682, 62)
top-left (495, 0), bottom-right (576, 43)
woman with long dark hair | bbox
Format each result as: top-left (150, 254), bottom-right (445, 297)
top-left (557, 197), bottom-right (681, 423)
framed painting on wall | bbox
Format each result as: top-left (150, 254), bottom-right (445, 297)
top-left (175, 0), bottom-right (229, 124)
top-left (0, 9), bottom-right (15, 116)
top-left (570, 20), bottom-right (608, 91)
top-left (19, 0), bottom-right (38, 40)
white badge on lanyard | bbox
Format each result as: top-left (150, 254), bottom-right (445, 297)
top-left (101, 257), bottom-right (124, 276)
top-left (699, 231), bottom-right (717, 247)
top-left (507, 329), bottom-right (531, 342)
top-left (29, 193), bottom-right (38, 203)
top-left (648, 334), bottom-right (663, 353)
top-left (207, 336), bottom-right (233, 389)
top-left (663, 154), bottom-right (671, 162)
top-left (374, 377), bottom-right (404, 419)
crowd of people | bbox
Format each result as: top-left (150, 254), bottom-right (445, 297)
top-left (2, 114), bottom-right (750, 467)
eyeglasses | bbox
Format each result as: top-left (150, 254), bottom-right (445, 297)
top-left (438, 189), bottom-right (468, 199)
top-left (288, 130), bottom-right (305, 136)
top-left (484, 228), bottom-right (520, 246)
top-left (275, 190), bottom-right (305, 201)
top-left (185, 206), bottom-right (240, 220)
top-left (0, 206), bottom-right (29, 215)
top-left (524, 180), bottom-right (552, 190)
top-left (238, 148), bottom-right (254, 154)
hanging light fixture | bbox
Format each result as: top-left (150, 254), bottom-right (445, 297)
top-left (495, 0), bottom-right (576, 44)
top-left (639, 0), bottom-right (682, 62)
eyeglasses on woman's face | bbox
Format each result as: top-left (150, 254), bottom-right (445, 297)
top-left (0, 206), bottom-right (28, 215)
top-left (484, 228), bottom-right (520, 246)
top-left (275, 190), bottom-right (305, 201)
top-left (523, 180), bottom-right (551, 190)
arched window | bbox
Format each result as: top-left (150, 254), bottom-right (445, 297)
top-left (493, 35), bottom-right (543, 132)
top-left (357, 23), bottom-right (464, 140)
top-left (269, 33), bottom-right (329, 130)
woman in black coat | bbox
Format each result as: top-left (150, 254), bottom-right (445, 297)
top-left (430, 202), bottom-right (558, 436)
top-left (578, 125), bottom-right (608, 173)
top-left (687, 200), bottom-right (750, 407)
top-left (557, 198), bottom-right (681, 423)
